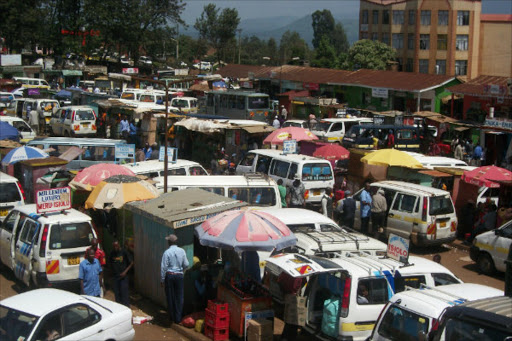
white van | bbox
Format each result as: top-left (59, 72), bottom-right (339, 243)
top-left (236, 149), bottom-right (334, 206)
top-left (0, 205), bottom-right (97, 289)
top-left (13, 77), bottom-right (50, 89)
top-left (0, 116), bottom-right (37, 142)
top-left (264, 253), bottom-right (462, 341)
top-left (0, 172), bottom-right (25, 222)
top-left (22, 99), bottom-right (59, 125)
top-left (369, 283), bottom-right (504, 341)
top-left (122, 159), bottom-right (208, 181)
top-left (5, 98), bottom-right (27, 117)
top-left (353, 181), bottom-right (458, 246)
top-left (470, 218), bottom-right (512, 274)
top-left (310, 117), bottom-right (373, 143)
top-left (155, 174), bottom-right (282, 209)
top-left (405, 152), bottom-right (470, 169)
top-left (49, 105), bottom-right (97, 137)
top-left (170, 96), bottom-right (198, 114)
top-left (120, 88), bottom-right (145, 101)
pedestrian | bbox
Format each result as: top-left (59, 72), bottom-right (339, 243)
top-left (466, 203), bottom-right (498, 244)
top-left (321, 188), bottom-right (333, 219)
top-left (336, 190), bottom-right (356, 229)
top-left (150, 143), bottom-right (159, 160)
top-left (371, 189), bottom-right (387, 236)
top-left (28, 107), bottom-right (39, 135)
top-left (287, 176), bottom-right (305, 208)
top-left (97, 112), bottom-right (107, 138)
top-left (277, 179), bottom-right (287, 208)
top-left (143, 143), bottom-right (152, 160)
top-left (272, 116), bottom-right (280, 129)
top-left (360, 180), bottom-right (372, 235)
top-left (454, 142), bottom-right (464, 160)
top-left (79, 249), bottom-right (105, 297)
top-left (281, 105), bottom-right (288, 119)
top-left (129, 119), bottom-right (137, 146)
top-left (473, 143), bottom-right (483, 166)
top-left (278, 270), bottom-right (306, 341)
top-left (386, 129), bottom-right (395, 148)
top-left (84, 238), bottom-right (106, 269)
top-left (109, 240), bottom-right (133, 307)
top-left (160, 234), bottom-right (189, 325)
top-left (135, 148), bottom-right (145, 162)
top-left (308, 114), bottom-right (317, 129)
top-left (120, 115), bottom-right (130, 140)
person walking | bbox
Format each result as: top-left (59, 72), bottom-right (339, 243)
top-left (272, 116), bottom-right (281, 129)
top-left (281, 105), bottom-right (288, 119)
top-left (336, 190), bottom-right (356, 229)
top-left (79, 249), bottom-right (105, 297)
top-left (28, 107), bottom-right (39, 135)
top-left (109, 240), bottom-right (133, 307)
top-left (321, 188), bottom-right (333, 219)
top-left (454, 142), bottom-right (464, 160)
top-left (160, 234), bottom-right (189, 325)
top-left (277, 179), bottom-right (287, 208)
top-left (360, 180), bottom-right (372, 235)
top-left (386, 129), bottom-right (395, 148)
top-left (371, 189), bottom-right (387, 236)
top-left (473, 143), bottom-right (483, 166)
top-left (120, 115), bottom-right (130, 140)
top-left (287, 176), bottom-right (305, 208)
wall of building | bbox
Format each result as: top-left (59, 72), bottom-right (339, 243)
top-left (479, 21), bottom-right (512, 77)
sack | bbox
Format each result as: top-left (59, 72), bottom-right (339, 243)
top-left (195, 319), bottom-right (205, 333)
top-left (321, 297), bottom-right (340, 338)
top-left (182, 316), bottom-right (195, 328)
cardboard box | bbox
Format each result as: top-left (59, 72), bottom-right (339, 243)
top-left (284, 295), bottom-right (306, 326)
top-left (284, 294), bottom-right (306, 307)
top-left (247, 319), bottom-right (273, 337)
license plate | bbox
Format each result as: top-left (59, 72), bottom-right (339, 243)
top-left (0, 209), bottom-right (7, 216)
top-left (82, 123), bottom-right (90, 127)
top-left (439, 222), bottom-right (446, 227)
top-left (67, 256), bottom-right (80, 265)
top-left (314, 190), bottom-right (321, 196)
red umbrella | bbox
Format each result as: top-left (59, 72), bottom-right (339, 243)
top-left (461, 165), bottom-right (512, 188)
top-left (70, 163), bottom-right (135, 191)
top-left (263, 127), bottom-right (318, 145)
top-left (313, 144), bottom-right (350, 161)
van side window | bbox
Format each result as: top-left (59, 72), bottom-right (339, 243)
top-left (167, 168), bottom-right (186, 175)
top-left (190, 166), bottom-right (207, 175)
top-left (19, 220), bottom-right (38, 244)
top-left (197, 187), bottom-right (224, 196)
top-left (331, 123), bottom-right (343, 132)
top-left (248, 188), bottom-right (276, 206)
top-left (2, 211), bottom-right (19, 233)
top-left (432, 273), bottom-right (459, 286)
top-left (270, 160), bottom-right (290, 178)
top-left (394, 275), bottom-right (426, 292)
top-left (358, 278), bottom-right (388, 305)
top-left (288, 163), bottom-right (298, 180)
top-left (241, 153), bottom-right (255, 166)
top-left (256, 157), bottom-right (271, 173)
top-left (392, 194), bottom-right (417, 213)
top-left (377, 305), bottom-right (429, 340)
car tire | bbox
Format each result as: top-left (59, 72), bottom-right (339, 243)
top-left (477, 253), bottom-right (496, 275)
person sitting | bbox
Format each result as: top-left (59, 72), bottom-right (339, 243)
top-left (357, 283), bottom-right (370, 304)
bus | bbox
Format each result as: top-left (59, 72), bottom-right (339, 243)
top-left (205, 90), bottom-right (270, 122)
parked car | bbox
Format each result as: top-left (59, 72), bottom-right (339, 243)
top-left (49, 105), bottom-right (97, 137)
top-left (470, 218), bottom-right (512, 274)
top-left (138, 56), bottom-right (152, 65)
top-left (0, 116), bottom-right (37, 142)
top-left (193, 61), bottom-right (212, 71)
top-left (0, 288), bottom-right (134, 341)
top-left (281, 120), bottom-right (308, 129)
top-left (0, 172), bottom-right (25, 222)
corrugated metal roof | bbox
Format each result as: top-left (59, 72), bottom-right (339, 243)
top-left (448, 75), bottom-right (512, 98)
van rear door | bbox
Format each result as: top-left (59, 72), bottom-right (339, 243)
top-left (428, 195), bottom-right (456, 241)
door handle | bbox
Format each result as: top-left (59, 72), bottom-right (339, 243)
top-left (97, 329), bottom-right (104, 334)
top-left (15, 245), bottom-right (20, 249)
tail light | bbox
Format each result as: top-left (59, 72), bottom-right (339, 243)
top-left (74, 125), bottom-right (80, 131)
top-left (450, 221), bottom-right (457, 232)
top-left (422, 197), bottom-right (428, 222)
top-left (264, 111), bottom-right (268, 116)
top-left (304, 189), bottom-right (310, 199)
top-left (92, 124), bottom-right (97, 130)
top-left (16, 182), bottom-right (25, 201)
top-left (431, 318), bottom-right (439, 332)
top-left (250, 111), bottom-right (254, 117)
top-left (71, 111), bottom-right (75, 122)
top-left (39, 224), bottom-right (49, 257)
top-left (340, 277), bottom-right (351, 316)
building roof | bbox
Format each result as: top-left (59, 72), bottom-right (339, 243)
top-left (361, 0), bottom-right (408, 5)
top-left (447, 75), bottom-right (512, 99)
top-left (480, 14), bottom-right (512, 22)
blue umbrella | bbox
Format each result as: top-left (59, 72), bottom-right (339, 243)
top-left (0, 122), bottom-right (20, 142)
top-left (1, 146), bottom-right (49, 166)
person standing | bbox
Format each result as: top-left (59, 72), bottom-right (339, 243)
top-left (272, 116), bottom-right (281, 129)
top-left (386, 130), bottom-right (395, 148)
top-left (109, 240), bottom-right (133, 307)
top-left (281, 105), bottom-right (288, 119)
top-left (336, 190), bottom-right (356, 229)
top-left (79, 249), bottom-right (105, 297)
top-left (371, 189), bottom-right (387, 236)
top-left (277, 179), bottom-right (287, 208)
top-left (84, 238), bottom-right (106, 269)
top-left (360, 180), bottom-right (372, 235)
top-left (129, 119), bottom-right (138, 146)
top-left (28, 107), bottom-right (39, 135)
top-left (143, 143), bottom-right (152, 161)
top-left (120, 115), bottom-right (130, 140)
top-left (150, 143), bottom-right (159, 160)
top-left (287, 177), bottom-right (305, 208)
top-left (454, 142), bottom-right (464, 160)
top-left (321, 188), bottom-right (333, 219)
top-left (160, 234), bottom-right (189, 325)
top-left (473, 143), bottom-right (483, 166)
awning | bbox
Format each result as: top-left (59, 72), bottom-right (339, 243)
top-left (454, 126), bottom-right (470, 131)
top-left (61, 70), bottom-right (83, 76)
top-left (441, 95), bottom-right (461, 104)
top-left (239, 125), bottom-right (274, 134)
top-left (418, 170), bottom-right (452, 177)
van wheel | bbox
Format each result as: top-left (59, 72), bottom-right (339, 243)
top-left (477, 253), bottom-right (496, 275)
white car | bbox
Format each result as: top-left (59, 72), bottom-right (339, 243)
top-left (138, 56), bottom-right (152, 65)
top-left (0, 288), bottom-right (134, 341)
top-left (193, 61), bottom-right (211, 71)
top-left (470, 218), bottom-right (512, 274)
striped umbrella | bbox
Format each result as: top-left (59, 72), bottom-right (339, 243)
top-left (195, 210), bottom-right (297, 252)
top-left (1, 146), bottom-right (49, 166)
top-left (69, 163), bottom-right (135, 191)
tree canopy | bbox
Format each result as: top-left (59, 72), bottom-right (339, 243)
top-left (342, 39), bottom-right (397, 70)
top-left (311, 10), bottom-right (349, 55)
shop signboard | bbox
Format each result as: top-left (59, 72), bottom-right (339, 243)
top-left (159, 146), bottom-right (178, 163)
top-left (283, 139), bottom-right (297, 154)
top-left (115, 144), bottom-right (135, 165)
top-left (372, 88), bottom-right (388, 98)
top-left (484, 118), bottom-right (512, 131)
top-left (122, 68), bottom-right (139, 74)
top-left (36, 187), bottom-right (72, 213)
top-left (387, 233), bottom-right (410, 263)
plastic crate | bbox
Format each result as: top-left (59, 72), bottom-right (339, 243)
top-left (205, 308), bottom-right (229, 329)
top-left (204, 324), bottom-right (229, 341)
top-left (207, 300), bottom-right (229, 315)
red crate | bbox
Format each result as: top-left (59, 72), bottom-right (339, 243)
top-left (207, 300), bottom-right (229, 315)
top-left (205, 308), bottom-right (229, 329)
top-left (204, 324), bottom-right (229, 341)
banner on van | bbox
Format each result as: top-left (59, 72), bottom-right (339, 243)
top-left (36, 187), bottom-right (72, 213)
top-left (387, 233), bottom-right (410, 263)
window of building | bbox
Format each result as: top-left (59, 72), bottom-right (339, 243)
top-left (408, 33), bottom-right (415, 50)
top-left (455, 60), bottom-right (467, 75)
top-left (393, 10), bottom-right (404, 25)
top-left (419, 59), bottom-right (429, 74)
top-left (406, 58), bottom-right (414, 72)
top-left (420, 10), bottom-right (431, 25)
top-left (373, 10), bottom-right (379, 24)
top-left (457, 11), bottom-right (470, 25)
top-left (437, 34), bottom-right (447, 50)
top-left (361, 32), bottom-right (369, 39)
top-left (436, 60), bottom-right (446, 74)
top-left (383, 10), bottom-right (390, 24)
top-left (455, 35), bottom-right (468, 51)
top-left (408, 10), bottom-right (416, 25)
top-left (362, 10), bottom-right (369, 24)
top-left (382, 32), bottom-right (390, 45)
top-left (419, 34), bottom-right (430, 50)
top-left (372, 32), bottom-right (379, 41)
top-left (392, 33), bottom-right (404, 49)
top-left (438, 10), bottom-right (449, 25)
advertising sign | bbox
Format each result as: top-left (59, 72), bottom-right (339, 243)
top-left (372, 88), bottom-right (389, 98)
top-left (122, 68), bottom-right (139, 74)
top-left (387, 233), bottom-right (410, 263)
top-left (0, 54), bottom-right (22, 66)
top-left (36, 187), bottom-right (72, 213)
top-left (283, 139), bottom-right (297, 154)
top-left (159, 146), bottom-right (178, 163)
top-left (115, 144), bottom-right (135, 159)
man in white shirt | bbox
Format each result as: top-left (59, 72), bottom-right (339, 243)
top-left (28, 108), bottom-right (39, 135)
top-left (272, 116), bottom-right (280, 129)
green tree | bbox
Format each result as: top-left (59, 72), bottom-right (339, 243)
top-left (311, 10), bottom-right (349, 55)
top-left (342, 39), bottom-right (397, 70)
top-left (0, 0), bottom-right (44, 52)
top-left (279, 30), bottom-right (307, 63)
top-left (194, 4), bottom-right (240, 63)
top-left (312, 36), bottom-right (338, 69)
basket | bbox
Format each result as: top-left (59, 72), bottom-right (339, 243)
top-left (204, 324), bottom-right (229, 341)
top-left (207, 300), bottom-right (229, 315)
top-left (205, 308), bottom-right (229, 329)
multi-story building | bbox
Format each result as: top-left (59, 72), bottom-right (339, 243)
top-left (479, 14), bottom-right (512, 77)
top-left (359, 0), bottom-right (481, 79)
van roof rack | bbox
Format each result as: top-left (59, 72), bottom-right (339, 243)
top-left (300, 230), bottom-right (369, 251)
top-left (403, 284), bottom-right (467, 305)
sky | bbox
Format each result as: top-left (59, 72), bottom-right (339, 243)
top-left (181, 0), bottom-right (512, 25)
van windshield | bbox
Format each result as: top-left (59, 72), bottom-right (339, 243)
top-left (302, 163), bottom-right (333, 181)
top-left (49, 222), bottom-right (94, 249)
top-left (312, 121), bottom-right (331, 132)
top-left (377, 305), bottom-right (429, 340)
top-left (429, 196), bottom-right (454, 215)
top-left (0, 183), bottom-right (21, 202)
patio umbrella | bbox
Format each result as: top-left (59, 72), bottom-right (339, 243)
top-left (461, 165), bottom-right (512, 188)
top-left (361, 149), bottom-right (423, 169)
top-left (85, 175), bottom-right (159, 210)
top-left (195, 210), bottom-right (297, 252)
top-left (0, 122), bottom-right (20, 142)
top-left (313, 144), bottom-right (350, 161)
top-left (1, 146), bottom-right (49, 166)
top-left (69, 163), bottom-right (135, 191)
top-left (263, 127), bottom-right (318, 145)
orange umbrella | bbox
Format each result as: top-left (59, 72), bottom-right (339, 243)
top-left (263, 127), bottom-right (318, 145)
top-left (313, 144), bottom-right (350, 160)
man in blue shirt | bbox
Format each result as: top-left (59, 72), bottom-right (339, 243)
top-left (473, 143), bottom-right (483, 166)
top-left (360, 180), bottom-right (372, 235)
top-left (143, 143), bottom-right (152, 160)
top-left (161, 234), bottom-right (189, 325)
top-left (79, 249), bottom-right (105, 297)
